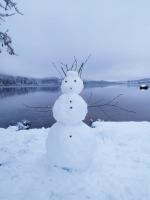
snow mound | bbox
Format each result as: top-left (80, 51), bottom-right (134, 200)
top-left (0, 122), bottom-right (150, 200)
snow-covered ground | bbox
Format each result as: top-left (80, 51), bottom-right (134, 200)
top-left (0, 122), bottom-right (150, 200)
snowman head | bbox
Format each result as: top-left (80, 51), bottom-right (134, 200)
top-left (61, 71), bottom-right (84, 94)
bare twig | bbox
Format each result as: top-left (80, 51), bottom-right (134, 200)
top-left (71, 56), bottom-right (77, 70)
top-left (23, 103), bottom-right (52, 112)
top-left (88, 94), bottom-right (136, 114)
top-left (65, 64), bottom-right (68, 71)
top-left (51, 62), bottom-right (63, 79)
top-left (86, 91), bottom-right (104, 106)
top-left (61, 66), bottom-right (66, 77)
top-left (23, 103), bottom-right (52, 109)
top-left (78, 54), bottom-right (91, 77)
top-left (78, 55), bottom-right (91, 73)
top-left (28, 109), bottom-right (51, 113)
top-left (105, 94), bottom-right (123, 105)
top-left (74, 57), bottom-right (78, 70)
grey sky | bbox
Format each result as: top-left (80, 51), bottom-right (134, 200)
top-left (0, 0), bottom-right (150, 80)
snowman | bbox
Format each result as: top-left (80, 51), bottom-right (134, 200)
top-left (46, 70), bottom-right (96, 170)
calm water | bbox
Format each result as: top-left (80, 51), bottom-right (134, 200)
top-left (0, 85), bottom-right (150, 128)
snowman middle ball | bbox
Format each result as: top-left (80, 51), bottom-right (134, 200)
top-left (53, 93), bottom-right (87, 125)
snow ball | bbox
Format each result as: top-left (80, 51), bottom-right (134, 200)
top-left (53, 93), bottom-right (88, 125)
top-left (61, 71), bottom-right (84, 94)
top-left (46, 122), bottom-right (96, 170)
top-left (91, 119), bottom-right (104, 128)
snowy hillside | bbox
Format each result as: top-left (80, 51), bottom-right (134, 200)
top-left (0, 122), bottom-right (150, 200)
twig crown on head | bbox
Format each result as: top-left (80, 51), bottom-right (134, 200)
top-left (51, 55), bottom-right (91, 78)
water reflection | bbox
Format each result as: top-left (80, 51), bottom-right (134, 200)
top-left (0, 85), bottom-right (150, 128)
top-left (0, 86), bottom-right (60, 98)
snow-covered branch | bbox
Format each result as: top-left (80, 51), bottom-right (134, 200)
top-left (0, 0), bottom-right (22, 55)
top-left (0, 30), bottom-right (15, 55)
top-left (0, 0), bottom-right (22, 15)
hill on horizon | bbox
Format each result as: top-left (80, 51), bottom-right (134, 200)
top-left (0, 73), bottom-right (150, 87)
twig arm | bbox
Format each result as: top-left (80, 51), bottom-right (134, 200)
top-left (23, 103), bottom-right (52, 112)
top-left (88, 94), bottom-right (136, 114)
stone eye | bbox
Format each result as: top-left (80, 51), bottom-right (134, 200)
top-left (69, 135), bottom-right (72, 138)
top-left (70, 106), bottom-right (73, 109)
top-left (74, 80), bottom-right (77, 82)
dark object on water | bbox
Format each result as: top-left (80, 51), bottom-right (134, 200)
top-left (140, 84), bottom-right (149, 90)
top-left (17, 120), bottom-right (31, 131)
top-left (54, 165), bottom-right (73, 173)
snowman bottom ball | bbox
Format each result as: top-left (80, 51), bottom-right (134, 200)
top-left (46, 122), bottom-right (96, 170)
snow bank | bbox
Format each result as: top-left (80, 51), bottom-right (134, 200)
top-left (0, 122), bottom-right (150, 200)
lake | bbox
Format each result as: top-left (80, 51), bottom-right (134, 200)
top-left (0, 85), bottom-right (150, 128)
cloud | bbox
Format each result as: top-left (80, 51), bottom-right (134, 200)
top-left (0, 0), bottom-right (150, 80)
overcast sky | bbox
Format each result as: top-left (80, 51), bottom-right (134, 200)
top-left (0, 0), bottom-right (150, 80)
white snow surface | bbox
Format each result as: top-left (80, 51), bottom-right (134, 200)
top-left (0, 122), bottom-right (150, 200)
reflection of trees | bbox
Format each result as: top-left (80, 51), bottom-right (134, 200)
top-left (0, 86), bottom-right (60, 98)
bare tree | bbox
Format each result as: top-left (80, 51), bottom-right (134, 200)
top-left (0, 0), bottom-right (22, 55)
